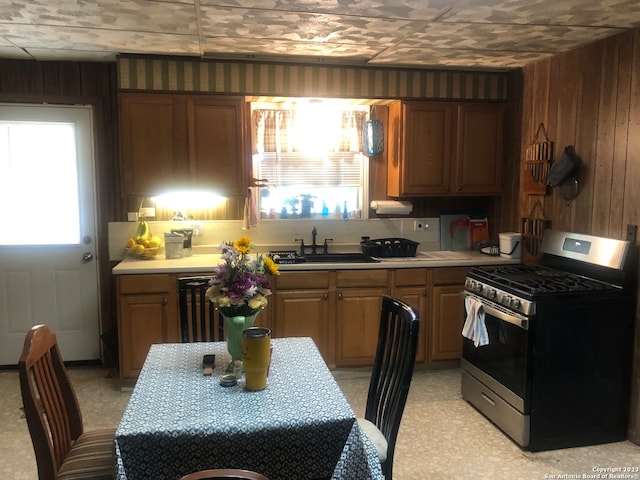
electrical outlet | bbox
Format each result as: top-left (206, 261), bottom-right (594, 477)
top-left (187, 222), bottom-right (202, 236)
top-left (127, 212), bottom-right (138, 222)
top-left (139, 207), bottom-right (156, 218)
top-left (413, 219), bottom-right (431, 231)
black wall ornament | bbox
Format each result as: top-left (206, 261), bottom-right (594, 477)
top-left (548, 145), bottom-right (580, 203)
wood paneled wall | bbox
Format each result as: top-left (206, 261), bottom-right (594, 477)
top-left (519, 30), bottom-right (640, 238)
top-left (517, 29), bottom-right (640, 444)
top-left (0, 59), bottom-right (120, 341)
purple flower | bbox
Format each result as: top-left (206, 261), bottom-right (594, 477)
top-left (206, 236), bottom-right (278, 312)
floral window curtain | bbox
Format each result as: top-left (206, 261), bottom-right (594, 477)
top-left (338, 110), bottom-right (366, 152)
top-left (253, 109), bottom-right (367, 153)
top-left (253, 110), bottom-right (296, 154)
top-left (252, 108), bottom-right (367, 188)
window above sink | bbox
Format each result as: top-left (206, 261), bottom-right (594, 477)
top-left (251, 99), bottom-right (373, 222)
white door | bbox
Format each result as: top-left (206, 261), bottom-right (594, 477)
top-left (0, 104), bottom-right (100, 365)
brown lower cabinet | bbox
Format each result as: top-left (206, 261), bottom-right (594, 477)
top-left (270, 269), bottom-right (390, 368)
top-left (116, 266), bottom-right (470, 380)
top-left (429, 267), bottom-right (468, 361)
top-left (335, 270), bottom-right (389, 368)
top-left (117, 274), bottom-right (178, 381)
top-left (390, 268), bottom-right (429, 363)
top-left (272, 271), bottom-right (332, 364)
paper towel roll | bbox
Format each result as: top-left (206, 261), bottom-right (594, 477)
top-left (370, 200), bottom-right (413, 215)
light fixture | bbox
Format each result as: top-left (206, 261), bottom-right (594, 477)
top-left (362, 119), bottom-right (384, 156)
top-left (151, 191), bottom-right (226, 210)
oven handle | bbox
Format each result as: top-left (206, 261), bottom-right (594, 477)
top-left (462, 291), bottom-right (529, 330)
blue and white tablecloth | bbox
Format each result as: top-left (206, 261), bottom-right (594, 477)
top-left (115, 337), bottom-right (382, 480)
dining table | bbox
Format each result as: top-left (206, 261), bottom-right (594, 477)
top-left (114, 337), bottom-right (383, 480)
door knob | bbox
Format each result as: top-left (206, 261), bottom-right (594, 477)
top-left (82, 252), bottom-right (94, 262)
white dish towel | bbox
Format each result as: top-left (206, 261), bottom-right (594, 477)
top-left (242, 186), bottom-right (260, 230)
top-left (462, 296), bottom-right (489, 347)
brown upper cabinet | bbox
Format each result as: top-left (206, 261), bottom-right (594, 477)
top-left (387, 101), bottom-right (504, 196)
top-left (119, 92), bottom-right (247, 197)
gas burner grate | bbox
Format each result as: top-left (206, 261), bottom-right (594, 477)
top-left (470, 264), bottom-right (617, 296)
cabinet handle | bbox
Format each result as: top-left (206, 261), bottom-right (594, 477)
top-left (322, 293), bottom-right (329, 300)
top-left (338, 292), bottom-right (343, 300)
top-left (161, 297), bottom-right (168, 305)
top-left (456, 185), bottom-right (462, 191)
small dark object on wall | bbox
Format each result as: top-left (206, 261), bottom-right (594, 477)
top-left (548, 145), bottom-right (579, 187)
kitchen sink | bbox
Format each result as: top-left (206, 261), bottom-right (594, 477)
top-left (303, 253), bottom-right (380, 263)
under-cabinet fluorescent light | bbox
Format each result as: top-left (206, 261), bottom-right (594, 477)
top-left (151, 191), bottom-right (226, 210)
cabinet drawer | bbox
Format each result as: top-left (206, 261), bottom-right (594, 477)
top-left (432, 267), bottom-right (468, 285)
top-left (336, 269), bottom-right (388, 288)
top-left (275, 271), bottom-right (330, 290)
top-left (393, 268), bottom-right (428, 287)
top-left (119, 274), bottom-right (171, 294)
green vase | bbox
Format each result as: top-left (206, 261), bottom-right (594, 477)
top-left (221, 311), bottom-right (260, 371)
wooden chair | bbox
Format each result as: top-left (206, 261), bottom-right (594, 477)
top-left (358, 295), bottom-right (421, 480)
top-left (179, 276), bottom-right (224, 342)
top-left (180, 469), bottom-right (269, 480)
top-left (18, 324), bottom-right (115, 480)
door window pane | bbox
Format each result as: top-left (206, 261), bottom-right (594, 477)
top-left (0, 122), bottom-right (80, 245)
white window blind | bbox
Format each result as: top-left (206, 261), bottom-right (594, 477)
top-left (251, 103), bottom-right (369, 219)
top-left (257, 152), bottom-right (362, 187)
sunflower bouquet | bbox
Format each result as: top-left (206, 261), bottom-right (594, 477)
top-left (206, 236), bottom-right (279, 316)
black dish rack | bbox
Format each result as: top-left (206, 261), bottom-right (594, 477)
top-left (360, 238), bottom-right (419, 258)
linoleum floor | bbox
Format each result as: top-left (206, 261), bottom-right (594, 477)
top-left (2, 367), bottom-right (638, 479)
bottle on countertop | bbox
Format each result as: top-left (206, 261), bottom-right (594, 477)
top-left (333, 204), bottom-right (342, 218)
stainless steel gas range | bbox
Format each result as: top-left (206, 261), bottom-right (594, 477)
top-left (461, 229), bottom-right (637, 451)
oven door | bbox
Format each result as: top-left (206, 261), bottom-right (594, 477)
top-left (462, 291), bottom-right (532, 410)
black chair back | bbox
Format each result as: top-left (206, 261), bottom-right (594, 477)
top-left (365, 295), bottom-right (420, 479)
top-left (178, 277), bottom-right (223, 342)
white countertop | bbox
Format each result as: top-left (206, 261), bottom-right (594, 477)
top-left (112, 251), bottom-right (518, 275)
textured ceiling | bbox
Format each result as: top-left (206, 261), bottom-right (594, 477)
top-left (1, 0), bottom-right (640, 71)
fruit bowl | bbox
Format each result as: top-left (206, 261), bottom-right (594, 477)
top-left (127, 246), bottom-right (160, 260)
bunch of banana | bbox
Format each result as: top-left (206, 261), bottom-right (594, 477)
top-left (126, 220), bottom-right (161, 258)
top-left (135, 219), bottom-right (150, 243)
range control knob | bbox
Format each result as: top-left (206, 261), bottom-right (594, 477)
top-left (501, 295), bottom-right (512, 307)
top-left (474, 282), bottom-right (483, 293)
top-left (512, 299), bottom-right (521, 310)
top-left (487, 288), bottom-right (497, 299)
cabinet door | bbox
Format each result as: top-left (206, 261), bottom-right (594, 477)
top-left (454, 103), bottom-right (504, 194)
top-left (187, 96), bottom-right (246, 196)
top-left (430, 284), bottom-right (465, 361)
top-left (118, 293), bottom-right (173, 380)
top-left (389, 101), bottom-right (453, 196)
top-left (335, 287), bottom-right (387, 367)
top-left (404, 102), bottom-right (454, 195)
top-left (392, 286), bottom-right (427, 363)
top-left (119, 93), bottom-right (188, 196)
top-left (273, 289), bottom-right (331, 362)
